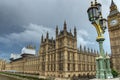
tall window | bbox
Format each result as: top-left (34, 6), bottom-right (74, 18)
top-left (58, 52), bottom-right (64, 71)
top-left (59, 63), bottom-right (63, 71)
top-left (67, 40), bottom-right (70, 46)
top-left (87, 64), bottom-right (89, 71)
top-left (83, 64), bottom-right (85, 71)
top-left (78, 64), bottom-right (81, 71)
top-left (91, 65), bottom-right (92, 71)
top-left (54, 54), bottom-right (56, 61)
top-left (54, 64), bottom-right (56, 71)
top-left (58, 52), bottom-right (64, 61)
top-left (51, 54), bottom-right (53, 61)
top-left (48, 55), bottom-right (50, 61)
top-left (42, 63), bottom-right (45, 71)
top-left (72, 40), bottom-right (74, 48)
top-left (68, 63), bottom-right (70, 71)
top-left (73, 53), bottom-right (75, 61)
top-left (79, 54), bottom-right (80, 61)
top-left (73, 64), bottom-right (75, 71)
top-left (59, 40), bottom-right (63, 47)
top-left (51, 64), bottom-right (52, 71)
top-left (68, 52), bottom-right (70, 61)
top-left (48, 65), bottom-right (49, 71)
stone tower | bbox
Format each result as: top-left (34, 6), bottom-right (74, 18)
top-left (39, 21), bottom-right (97, 79)
top-left (55, 21), bottom-right (77, 75)
top-left (107, 0), bottom-right (120, 72)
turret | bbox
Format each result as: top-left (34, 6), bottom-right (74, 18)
top-left (80, 45), bottom-right (82, 52)
top-left (91, 49), bottom-right (93, 53)
top-left (88, 48), bottom-right (90, 53)
top-left (84, 46), bottom-right (86, 52)
top-left (64, 21), bottom-right (67, 31)
top-left (41, 34), bottom-right (43, 43)
top-left (46, 31), bottom-right (49, 39)
top-left (51, 37), bottom-right (54, 44)
top-left (56, 25), bottom-right (58, 37)
top-left (74, 27), bottom-right (77, 37)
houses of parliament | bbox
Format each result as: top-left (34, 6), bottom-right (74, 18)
top-left (0, 22), bottom-right (98, 79)
top-left (0, 0), bottom-right (120, 79)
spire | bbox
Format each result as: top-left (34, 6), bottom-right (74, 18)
top-left (91, 49), bottom-right (93, 53)
top-left (110, 0), bottom-right (118, 12)
top-left (46, 31), bottom-right (49, 39)
top-left (51, 37), bottom-right (54, 43)
top-left (111, 0), bottom-right (115, 6)
top-left (56, 25), bottom-right (58, 36)
top-left (88, 48), bottom-right (90, 53)
top-left (41, 34), bottom-right (43, 43)
top-left (80, 45), bottom-right (82, 51)
top-left (74, 27), bottom-right (76, 37)
top-left (64, 20), bottom-right (67, 31)
top-left (84, 46), bottom-right (86, 52)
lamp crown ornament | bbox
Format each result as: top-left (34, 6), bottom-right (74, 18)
top-left (91, 1), bottom-right (93, 6)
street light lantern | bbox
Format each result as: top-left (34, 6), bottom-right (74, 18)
top-left (100, 18), bottom-right (107, 33)
top-left (87, 5), bottom-right (98, 22)
top-left (87, 0), bottom-right (113, 79)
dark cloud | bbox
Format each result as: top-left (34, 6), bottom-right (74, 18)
top-left (0, 0), bottom-right (117, 59)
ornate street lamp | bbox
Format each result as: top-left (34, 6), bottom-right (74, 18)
top-left (87, 0), bottom-right (113, 79)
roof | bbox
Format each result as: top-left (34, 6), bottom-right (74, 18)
top-left (21, 47), bottom-right (36, 55)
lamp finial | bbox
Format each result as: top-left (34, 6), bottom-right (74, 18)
top-left (91, 1), bottom-right (93, 6)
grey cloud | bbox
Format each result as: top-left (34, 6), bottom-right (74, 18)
top-left (0, 0), bottom-right (116, 59)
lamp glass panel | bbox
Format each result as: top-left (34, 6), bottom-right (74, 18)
top-left (97, 4), bottom-right (101, 13)
top-left (99, 19), bottom-right (103, 27)
top-left (103, 19), bottom-right (106, 27)
top-left (93, 7), bottom-right (98, 20)
top-left (88, 8), bottom-right (93, 21)
top-left (87, 10), bottom-right (90, 20)
top-left (90, 9), bottom-right (94, 21)
top-left (87, 9), bottom-right (91, 21)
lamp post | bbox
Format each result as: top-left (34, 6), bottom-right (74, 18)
top-left (87, 0), bottom-right (113, 79)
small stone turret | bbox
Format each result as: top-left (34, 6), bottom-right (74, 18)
top-left (88, 48), bottom-right (90, 53)
top-left (74, 27), bottom-right (77, 38)
top-left (64, 21), bottom-right (67, 31)
top-left (41, 34), bottom-right (43, 43)
top-left (46, 32), bottom-right (49, 39)
top-left (80, 45), bottom-right (82, 51)
top-left (56, 25), bottom-right (58, 37)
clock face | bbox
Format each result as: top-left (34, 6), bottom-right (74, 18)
top-left (110, 19), bottom-right (118, 26)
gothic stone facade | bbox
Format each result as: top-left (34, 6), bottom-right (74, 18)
top-left (2, 22), bottom-right (98, 79)
top-left (107, 0), bottom-right (120, 72)
top-left (0, 59), bottom-right (5, 71)
top-left (39, 21), bottom-right (98, 79)
top-left (5, 55), bottom-right (40, 74)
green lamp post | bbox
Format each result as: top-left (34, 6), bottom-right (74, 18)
top-left (87, 0), bottom-right (113, 79)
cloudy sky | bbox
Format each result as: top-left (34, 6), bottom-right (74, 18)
top-left (0, 0), bottom-right (120, 60)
